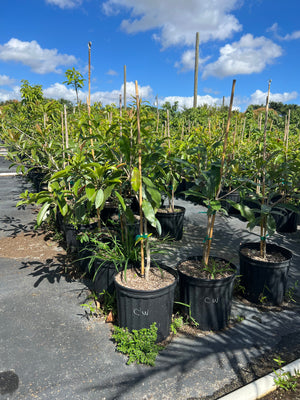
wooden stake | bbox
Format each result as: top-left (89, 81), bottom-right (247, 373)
top-left (88, 41), bottom-right (95, 160)
top-left (135, 81), bottom-right (145, 277)
top-left (203, 79), bottom-right (236, 266)
top-left (260, 80), bottom-right (271, 258)
top-left (124, 65), bottom-right (127, 110)
top-left (61, 111), bottom-right (65, 169)
top-left (193, 32), bottom-right (199, 108)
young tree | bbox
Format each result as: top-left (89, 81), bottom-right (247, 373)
top-left (63, 68), bottom-right (85, 105)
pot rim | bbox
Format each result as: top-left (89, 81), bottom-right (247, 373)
top-left (114, 264), bottom-right (178, 294)
top-left (177, 255), bottom-right (236, 283)
top-left (239, 241), bottom-right (293, 265)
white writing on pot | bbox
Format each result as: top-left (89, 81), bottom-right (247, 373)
top-left (133, 308), bottom-right (149, 316)
top-left (204, 297), bottom-right (219, 304)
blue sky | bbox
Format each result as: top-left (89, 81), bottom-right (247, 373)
top-left (0, 0), bottom-right (299, 111)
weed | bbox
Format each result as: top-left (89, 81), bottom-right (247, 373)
top-left (112, 323), bottom-right (164, 366)
top-left (81, 299), bottom-right (101, 319)
top-left (285, 280), bottom-right (299, 303)
top-left (273, 356), bottom-right (300, 391)
top-left (170, 315), bottom-right (184, 335)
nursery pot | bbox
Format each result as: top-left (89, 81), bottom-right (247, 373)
top-left (64, 221), bottom-right (98, 253)
top-left (220, 189), bottom-right (240, 214)
top-left (114, 265), bottom-right (178, 342)
top-left (91, 259), bottom-right (122, 295)
top-left (274, 209), bottom-right (298, 233)
top-left (239, 242), bottom-right (292, 305)
top-left (178, 256), bottom-right (236, 331)
top-left (155, 206), bottom-right (185, 241)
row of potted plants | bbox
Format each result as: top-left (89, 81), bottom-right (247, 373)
top-left (1, 79), bottom-right (299, 342)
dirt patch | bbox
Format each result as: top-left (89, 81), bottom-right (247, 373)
top-left (0, 230), bottom-right (66, 261)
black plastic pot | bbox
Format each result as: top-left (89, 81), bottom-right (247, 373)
top-left (155, 206), bottom-right (185, 241)
top-left (114, 265), bottom-right (178, 342)
top-left (239, 242), bottom-right (292, 305)
top-left (220, 190), bottom-right (240, 214)
top-left (63, 221), bottom-right (98, 253)
top-left (178, 256), bottom-right (236, 331)
top-left (91, 259), bottom-right (122, 295)
top-left (274, 209), bottom-right (298, 233)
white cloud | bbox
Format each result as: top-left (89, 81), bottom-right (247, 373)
top-left (250, 89), bottom-right (298, 105)
top-left (174, 49), bottom-right (210, 72)
top-left (102, 0), bottom-right (242, 49)
top-left (106, 69), bottom-right (118, 76)
top-left (0, 75), bottom-right (15, 86)
top-left (43, 81), bottom-right (153, 105)
top-left (202, 34), bottom-right (282, 79)
top-left (267, 23), bottom-right (300, 41)
top-left (45, 0), bottom-right (82, 9)
top-left (0, 38), bottom-right (77, 74)
top-left (0, 86), bottom-right (21, 102)
top-left (158, 94), bottom-right (223, 109)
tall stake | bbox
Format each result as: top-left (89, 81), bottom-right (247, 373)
top-left (193, 32), bottom-right (199, 108)
top-left (203, 79), bottom-right (236, 266)
top-left (135, 81), bottom-right (145, 277)
top-left (260, 79), bottom-right (271, 258)
top-left (88, 41), bottom-right (95, 160)
top-left (124, 65), bottom-right (127, 110)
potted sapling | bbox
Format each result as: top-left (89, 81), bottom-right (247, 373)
top-left (113, 82), bottom-right (178, 342)
top-left (178, 80), bottom-right (237, 331)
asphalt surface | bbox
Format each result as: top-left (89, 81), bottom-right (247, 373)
top-left (0, 155), bottom-right (300, 400)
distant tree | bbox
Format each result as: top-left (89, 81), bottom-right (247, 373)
top-left (20, 80), bottom-right (43, 105)
top-left (63, 68), bottom-right (85, 105)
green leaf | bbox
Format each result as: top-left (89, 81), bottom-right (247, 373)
top-left (131, 167), bottom-right (141, 192)
top-left (85, 184), bottom-right (96, 201)
top-left (36, 203), bottom-right (51, 226)
top-left (115, 192), bottom-right (126, 211)
top-left (95, 189), bottom-right (104, 209)
top-left (73, 179), bottom-right (82, 197)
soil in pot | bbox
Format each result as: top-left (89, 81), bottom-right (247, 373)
top-left (155, 206), bottom-right (185, 241)
top-left (239, 242), bottom-right (293, 306)
top-left (114, 266), bottom-right (178, 342)
top-left (178, 257), bottom-right (236, 331)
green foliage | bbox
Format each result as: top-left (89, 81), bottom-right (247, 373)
top-left (63, 67), bottom-right (85, 104)
top-left (285, 280), bottom-right (299, 303)
top-left (273, 356), bottom-right (300, 391)
top-left (201, 258), bottom-right (235, 280)
top-left (170, 315), bottom-right (184, 335)
top-left (112, 323), bottom-right (164, 366)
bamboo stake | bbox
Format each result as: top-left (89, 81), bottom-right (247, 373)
top-left (193, 32), bottom-right (199, 108)
top-left (61, 111), bottom-right (65, 169)
top-left (203, 79), bottom-right (236, 266)
top-left (64, 105), bottom-right (69, 151)
top-left (124, 65), bottom-right (127, 110)
top-left (167, 109), bottom-right (170, 149)
top-left (88, 41), bottom-right (95, 160)
top-left (284, 109), bottom-right (290, 152)
top-left (135, 81), bottom-right (145, 278)
top-left (260, 80), bottom-right (271, 258)
top-left (156, 95), bottom-right (159, 133)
